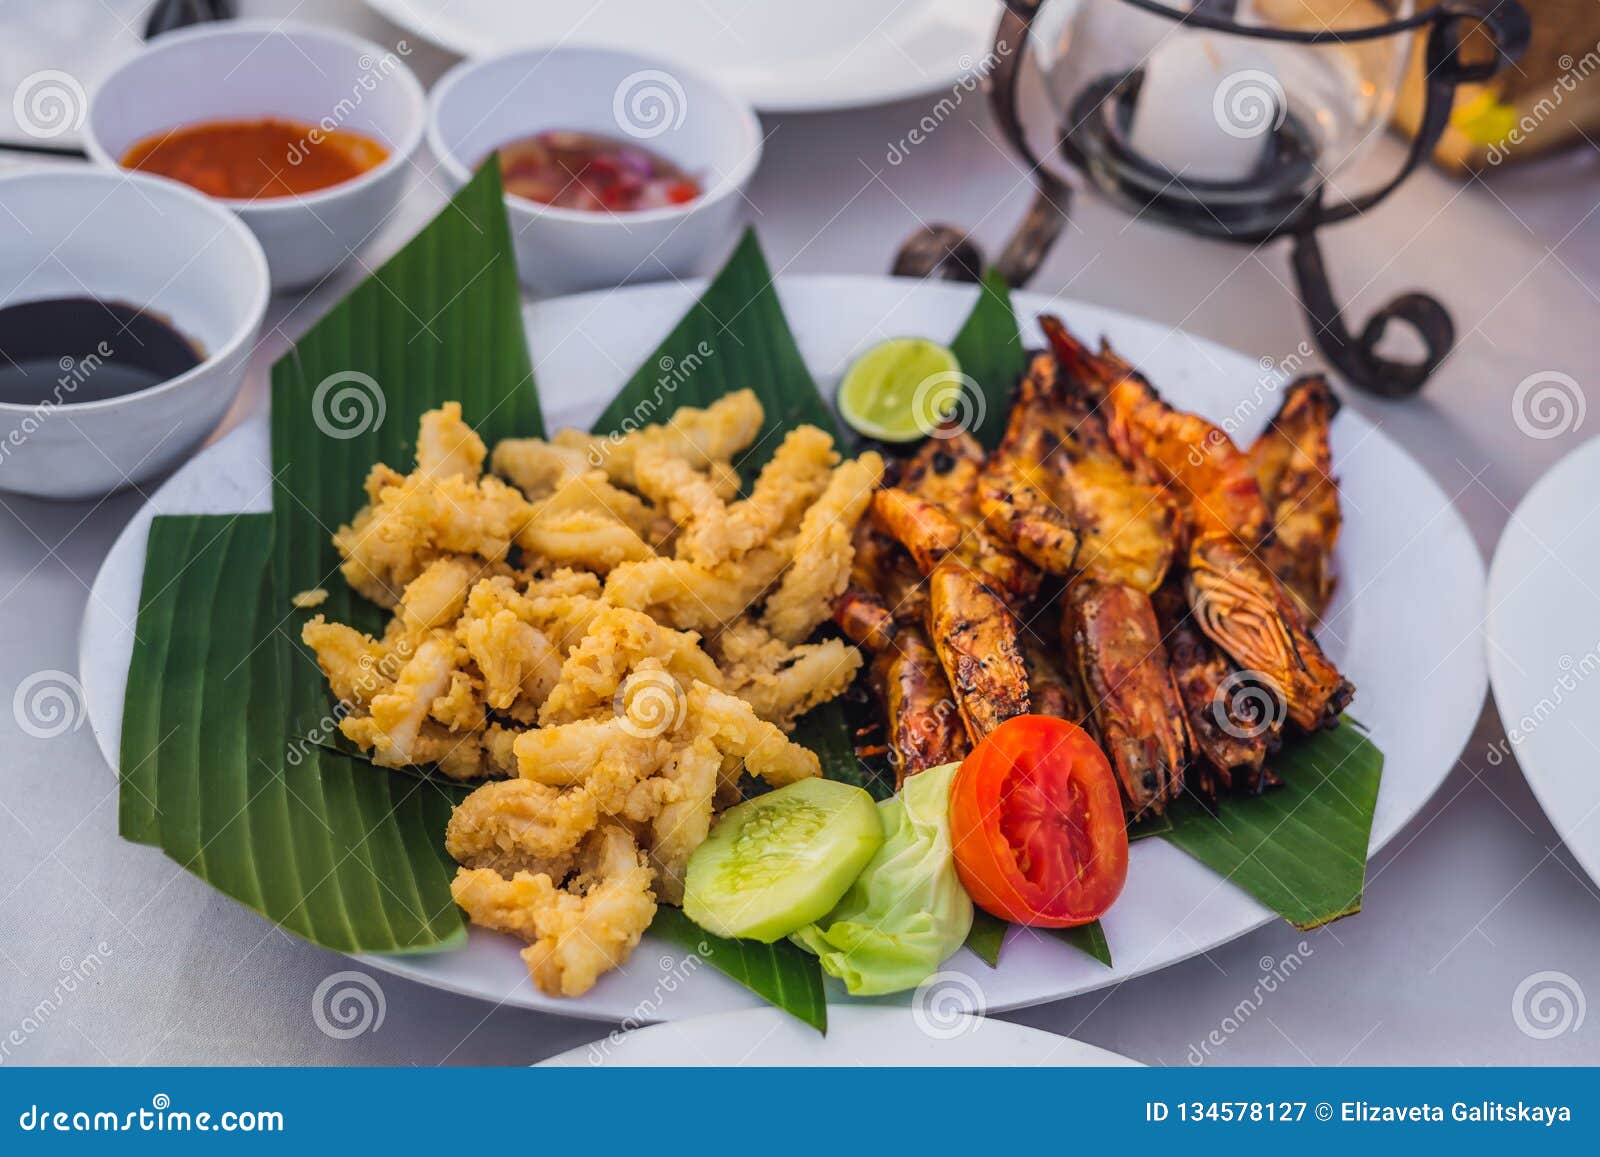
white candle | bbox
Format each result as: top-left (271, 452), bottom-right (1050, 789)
top-left (1128, 36), bottom-right (1283, 182)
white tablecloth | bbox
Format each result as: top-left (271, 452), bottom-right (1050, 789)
top-left (2, 0), bottom-right (1597, 1066)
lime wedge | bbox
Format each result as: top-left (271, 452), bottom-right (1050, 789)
top-left (837, 338), bottom-right (964, 443)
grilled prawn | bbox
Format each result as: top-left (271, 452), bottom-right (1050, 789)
top-left (833, 518), bottom-right (924, 651)
top-left (1153, 581), bottom-right (1271, 795)
top-left (836, 508), bottom-right (972, 779)
top-left (1249, 376), bottom-right (1341, 622)
top-left (870, 475), bottom-right (1034, 744)
top-left (977, 351), bottom-right (1081, 574)
top-left (873, 630), bottom-right (970, 787)
top-left (973, 343), bottom-right (1187, 813)
top-left (893, 432), bottom-right (1039, 603)
top-left (1043, 315), bottom-right (1269, 546)
top-left (1187, 535), bottom-right (1353, 731)
top-left (1063, 579), bottom-right (1190, 816)
top-left (1043, 314), bottom-right (1353, 731)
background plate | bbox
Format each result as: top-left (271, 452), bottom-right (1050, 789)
top-left (1486, 435), bottom-right (1600, 889)
top-left (539, 1004), bottom-right (1141, 1066)
top-left (362, 0), bottom-right (997, 113)
top-left (81, 275), bottom-right (1488, 1021)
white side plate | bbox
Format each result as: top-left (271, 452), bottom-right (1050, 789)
top-left (539, 1005), bottom-right (1141, 1066)
top-left (1487, 435), bottom-right (1600, 888)
top-left (362, 0), bottom-right (997, 113)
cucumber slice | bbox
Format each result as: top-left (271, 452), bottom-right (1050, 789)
top-left (836, 337), bottom-right (963, 443)
top-left (683, 779), bottom-right (884, 943)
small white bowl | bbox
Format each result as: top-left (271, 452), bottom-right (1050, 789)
top-left (0, 168), bottom-right (270, 501)
top-left (83, 20), bottom-right (425, 292)
top-left (428, 46), bottom-right (763, 296)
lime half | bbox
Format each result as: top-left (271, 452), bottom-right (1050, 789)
top-left (837, 338), bottom-right (963, 443)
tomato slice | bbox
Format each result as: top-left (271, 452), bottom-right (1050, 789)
top-left (949, 716), bottom-right (1128, 927)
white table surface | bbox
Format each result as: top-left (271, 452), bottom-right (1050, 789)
top-left (2, 0), bottom-right (1598, 1067)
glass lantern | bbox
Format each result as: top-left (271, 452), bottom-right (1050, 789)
top-left (893, 0), bottom-right (1531, 397)
top-left (1035, 0), bottom-right (1421, 235)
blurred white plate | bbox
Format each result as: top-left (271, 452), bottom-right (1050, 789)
top-left (1487, 435), bottom-right (1600, 888)
top-left (539, 1005), bottom-right (1141, 1066)
top-left (82, 275), bottom-right (1488, 1021)
top-left (362, 0), bottom-right (998, 113)
top-left (0, 0), bottom-right (152, 152)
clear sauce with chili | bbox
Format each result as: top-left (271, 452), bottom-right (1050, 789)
top-left (494, 130), bottom-right (701, 213)
top-left (120, 117), bottom-right (388, 200)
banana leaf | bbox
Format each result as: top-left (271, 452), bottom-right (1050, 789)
top-left (651, 908), bottom-right (827, 1032)
top-left (119, 163), bottom-right (536, 953)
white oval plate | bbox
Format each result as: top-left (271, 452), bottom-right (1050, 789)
top-left (362, 0), bottom-right (997, 114)
top-left (1487, 436), bottom-right (1600, 888)
top-left (81, 275), bottom-right (1488, 1022)
top-left (539, 1005), bottom-right (1140, 1066)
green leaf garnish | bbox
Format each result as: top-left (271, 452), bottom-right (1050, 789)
top-left (1052, 920), bottom-right (1113, 967)
top-left (120, 514), bottom-right (468, 951)
top-left (650, 907), bottom-right (827, 1033)
top-left (948, 268), bottom-right (1026, 451)
top-left (964, 910), bottom-right (1007, 968)
top-left (965, 912), bottom-right (1113, 969)
top-left (119, 162), bottom-right (535, 953)
top-left (1160, 719), bottom-right (1382, 929)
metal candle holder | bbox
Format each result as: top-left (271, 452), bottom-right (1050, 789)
top-left (894, 0), bottom-right (1530, 398)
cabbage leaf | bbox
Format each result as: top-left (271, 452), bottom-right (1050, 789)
top-left (791, 761), bottom-right (972, 995)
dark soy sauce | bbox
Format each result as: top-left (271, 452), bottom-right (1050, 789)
top-left (0, 297), bottom-right (203, 406)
